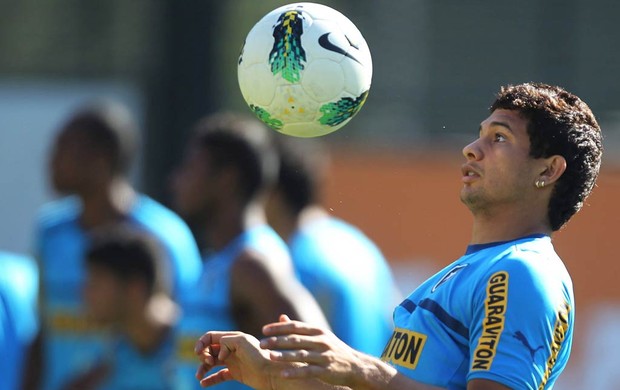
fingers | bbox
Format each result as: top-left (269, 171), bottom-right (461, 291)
top-left (262, 318), bottom-right (325, 337)
top-left (195, 362), bottom-right (211, 381)
top-left (199, 368), bottom-right (234, 387)
top-left (260, 332), bottom-right (329, 352)
top-left (217, 341), bottom-right (235, 361)
top-left (269, 349), bottom-right (325, 365)
top-left (195, 331), bottom-right (240, 355)
top-left (195, 344), bottom-right (224, 379)
top-left (195, 332), bottom-right (243, 383)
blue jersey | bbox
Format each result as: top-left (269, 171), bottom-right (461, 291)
top-left (0, 252), bottom-right (39, 390)
top-left (289, 217), bottom-right (398, 356)
top-left (175, 224), bottom-right (292, 390)
top-left (96, 332), bottom-right (176, 390)
top-left (36, 195), bottom-right (201, 390)
top-left (382, 234), bottom-right (573, 389)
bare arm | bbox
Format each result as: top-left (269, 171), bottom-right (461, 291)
top-left (261, 317), bottom-right (441, 390)
top-left (230, 250), bottom-right (328, 337)
top-left (194, 330), bottom-right (349, 390)
top-left (195, 322), bottom-right (510, 390)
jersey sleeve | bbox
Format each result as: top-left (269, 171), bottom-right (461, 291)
top-left (466, 255), bottom-right (573, 389)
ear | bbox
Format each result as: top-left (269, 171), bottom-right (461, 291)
top-left (538, 155), bottom-right (567, 186)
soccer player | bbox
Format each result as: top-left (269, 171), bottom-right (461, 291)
top-left (0, 251), bottom-right (38, 390)
top-left (194, 83), bottom-right (603, 390)
top-left (169, 112), bottom-right (328, 390)
top-left (61, 226), bottom-right (177, 389)
top-left (265, 136), bottom-right (400, 356)
top-left (24, 100), bottom-right (202, 390)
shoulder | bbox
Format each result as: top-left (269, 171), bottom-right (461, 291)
top-left (129, 195), bottom-right (195, 243)
top-left (36, 196), bottom-right (81, 232)
top-left (232, 230), bottom-right (295, 281)
top-left (130, 195), bottom-right (186, 227)
top-left (129, 194), bottom-right (201, 267)
top-left (493, 237), bottom-right (569, 284)
top-left (474, 238), bottom-right (572, 311)
top-left (0, 251), bottom-right (38, 300)
top-left (247, 225), bottom-right (291, 261)
top-left (293, 217), bottom-right (388, 270)
top-left (0, 251), bottom-right (37, 277)
top-left (229, 249), bottom-right (282, 298)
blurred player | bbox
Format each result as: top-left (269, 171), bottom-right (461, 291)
top-left (170, 112), bottom-right (328, 390)
top-left (194, 83), bottom-right (603, 390)
top-left (24, 100), bottom-right (202, 390)
top-left (0, 251), bottom-right (38, 390)
top-left (60, 226), bottom-right (177, 389)
top-left (265, 136), bottom-right (400, 356)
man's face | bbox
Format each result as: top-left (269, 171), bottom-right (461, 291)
top-left (49, 128), bottom-right (95, 194)
top-left (460, 109), bottom-right (543, 213)
top-left (83, 264), bottom-right (125, 325)
top-left (170, 145), bottom-right (219, 222)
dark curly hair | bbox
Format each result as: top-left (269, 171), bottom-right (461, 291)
top-left (491, 83), bottom-right (603, 231)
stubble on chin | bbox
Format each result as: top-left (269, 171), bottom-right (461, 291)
top-left (460, 187), bottom-right (485, 213)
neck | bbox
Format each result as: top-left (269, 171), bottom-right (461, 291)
top-left (204, 198), bottom-right (266, 251)
top-left (469, 203), bottom-right (552, 244)
top-left (79, 177), bottom-right (135, 229)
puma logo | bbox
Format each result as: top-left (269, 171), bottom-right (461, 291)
top-left (513, 331), bottom-right (544, 360)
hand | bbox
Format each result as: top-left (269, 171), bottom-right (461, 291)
top-left (260, 315), bottom-right (366, 387)
top-left (194, 331), bottom-right (284, 389)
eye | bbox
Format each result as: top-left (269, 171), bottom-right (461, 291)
top-left (494, 133), bottom-right (507, 142)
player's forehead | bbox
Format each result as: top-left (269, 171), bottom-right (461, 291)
top-left (480, 109), bottom-right (529, 134)
top-left (55, 126), bottom-right (90, 147)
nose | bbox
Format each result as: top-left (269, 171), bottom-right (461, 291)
top-left (462, 138), bottom-right (482, 161)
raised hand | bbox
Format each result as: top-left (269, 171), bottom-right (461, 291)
top-left (260, 315), bottom-right (367, 388)
top-left (194, 331), bottom-right (278, 389)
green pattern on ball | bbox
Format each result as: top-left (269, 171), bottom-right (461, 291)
top-left (250, 105), bottom-right (284, 130)
top-left (269, 10), bottom-right (306, 83)
top-left (319, 91), bottom-right (369, 127)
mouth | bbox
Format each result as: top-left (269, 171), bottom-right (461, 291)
top-left (461, 164), bottom-right (481, 183)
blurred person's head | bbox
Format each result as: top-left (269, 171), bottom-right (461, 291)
top-left (461, 82), bottom-right (602, 232)
top-left (273, 136), bottom-right (329, 214)
top-left (265, 136), bottom-right (330, 238)
top-left (50, 100), bottom-right (138, 195)
top-left (171, 112), bottom-right (278, 225)
top-left (83, 225), bottom-right (169, 327)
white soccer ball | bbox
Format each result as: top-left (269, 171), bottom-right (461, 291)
top-left (238, 2), bottom-right (372, 138)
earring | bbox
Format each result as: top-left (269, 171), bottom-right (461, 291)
top-left (535, 179), bottom-right (545, 189)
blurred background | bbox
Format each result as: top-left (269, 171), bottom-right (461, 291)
top-left (1, 0), bottom-right (619, 387)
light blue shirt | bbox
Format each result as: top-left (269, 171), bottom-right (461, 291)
top-left (383, 235), bottom-right (573, 389)
top-left (0, 251), bottom-right (39, 390)
top-left (96, 332), bottom-right (176, 390)
top-left (37, 195), bottom-right (201, 390)
top-left (175, 224), bottom-right (292, 390)
top-left (289, 217), bottom-right (398, 356)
